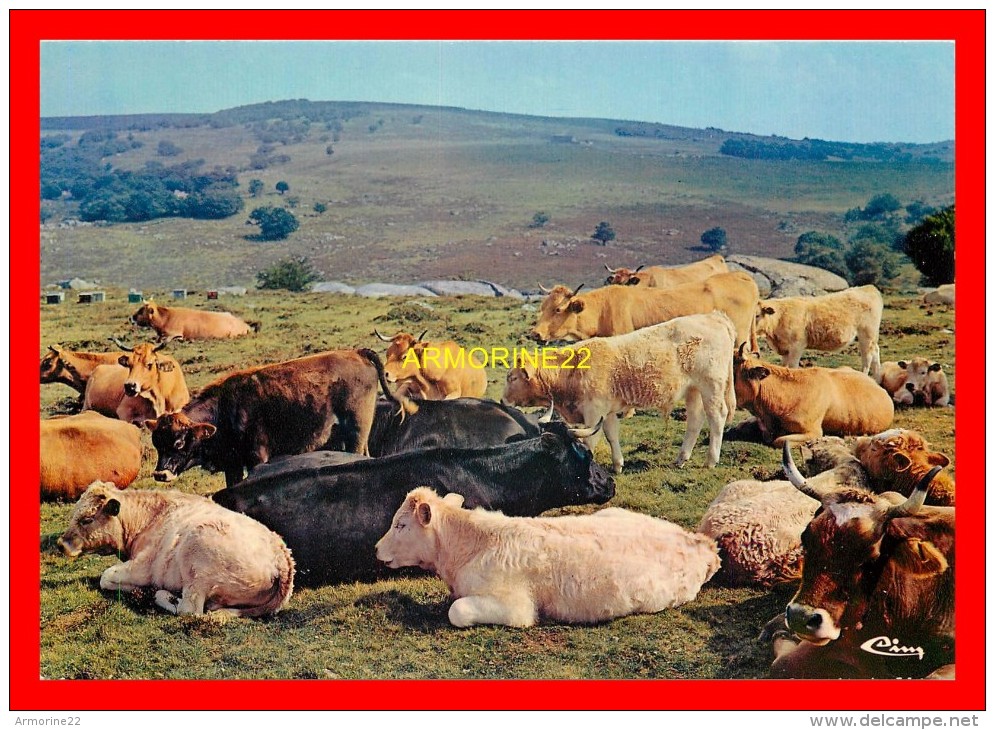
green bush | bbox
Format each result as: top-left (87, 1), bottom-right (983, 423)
top-left (255, 257), bottom-right (320, 292)
top-left (904, 205), bottom-right (954, 285)
top-left (248, 206), bottom-right (299, 241)
top-left (701, 226), bottom-right (727, 252)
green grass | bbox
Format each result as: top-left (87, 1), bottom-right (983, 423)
top-left (39, 289), bottom-right (955, 680)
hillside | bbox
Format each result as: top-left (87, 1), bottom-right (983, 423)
top-left (40, 100), bottom-right (954, 292)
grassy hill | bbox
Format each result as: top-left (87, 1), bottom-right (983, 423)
top-left (40, 100), bottom-right (954, 292)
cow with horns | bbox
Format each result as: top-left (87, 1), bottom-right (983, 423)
top-left (373, 329), bottom-right (487, 400)
top-left (603, 254), bottom-right (728, 288)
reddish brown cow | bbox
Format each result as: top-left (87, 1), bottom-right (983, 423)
top-left (766, 445), bottom-right (954, 679)
top-left (40, 412), bottom-right (142, 501)
top-left (604, 254), bottom-right (728, 287)
top-left (853, 429), bottom-right (955, 506)
top-left (130, 301), bottom-right (259, 341)
top-left (146, 348), bottom-right (396, 487)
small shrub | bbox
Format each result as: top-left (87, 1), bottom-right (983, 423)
top-left (255, 257), bottom-right (320, 292)
top-left (592, 221), bottom-right (616, 245)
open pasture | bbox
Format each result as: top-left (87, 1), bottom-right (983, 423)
top-left (39, 288), bottom-right (955, 680)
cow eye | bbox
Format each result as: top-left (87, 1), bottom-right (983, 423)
top-left (147, 363), bottom-right (154, 370)
top-left (174, 437), bottom-right (186, 450)
top-left (395, 522), bottom-right (406, 531)
top-left (79, 517), bottom-right (94, 526)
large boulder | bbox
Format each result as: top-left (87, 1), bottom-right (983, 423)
top-left (922, 284), bottom-right (955, 306)
top-left (418, 280), bottom-right (524, 298)
top-left (727, 255), bottom-right (849, 298)
top-left (312, 281), bottom-right (356, 295)
top-left (354, 283), bottom-right (437, 298)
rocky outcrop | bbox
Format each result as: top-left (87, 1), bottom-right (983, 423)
top-left (419, 280), bottom-right (523, 298)
top-left (353, 283), bottom-right (437, 298)
top-left (727, 255), bottom-right (850, 298)
top-left (922, 284), bottom-right (955, 306)
top-left (311, 281), bottom-right (356, 294)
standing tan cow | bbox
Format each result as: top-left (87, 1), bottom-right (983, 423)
top-left (373, 329), bottom-right (487, 400)
top-left (754, 285), bottom-right (883, 377)
top-left (532, 271), bottom-right (758, 350)
top-left (40, 412), bottom-right (142, 501)
top-left (130, 301), bottom-right (259, 341)
top-left (58, 482), bottom-right (295, 617)
top-left (376, 487), bottom-right (720, 627)
top-left (733, 344), bottom-right (894, 447)
top-left (604, 254), bottom-right (728, 287)
top-left (505, 311), bottom-right (738, 472)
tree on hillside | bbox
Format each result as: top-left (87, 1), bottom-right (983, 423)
top-left (248, 179), bottom-right (264, 197)
top-left (700, 226), bottom-right (727, 253)
top-left (904, 205), bottom-right (954, 285)
top-left (275, 181), bottom-right (290, 195)
top-left (529, 211), bottom-right (549, 229)
top-left (313, 202), bottom-right (327, 215)
top-left (248, 206), bottom-right (299, 241)
top-left (256, 256), bottom-right (320, 292)
top-left (794, 231), bottom-right (848, 279)
top-left (592, 221), bottom-right (616, 245)
top-left (157, 140), bottom-right (182, 157)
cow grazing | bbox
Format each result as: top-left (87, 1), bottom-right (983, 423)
top-left (733, 344), bottom-right (894, 447)
top-left (147, 348), bottom-right (395, 487)
top-left (853, 429), bottom-right (955, 506)
top-left (767, 445), bottom-right (954, 679)
top-left (754, 285), bottom-right (883, 377)
top-left (130, 301), bottom-right (259, 341)
top-left (212, 421), bottom-right (615, 584)
top-left (40, 345), bottom-right (126, 395)
top-left (373, 329), bottom-right (487, 400)
top-left (698, 437), bottom-right (869, 588)
top-left (327, 397), bottom-right (541, 456)
top-left (505, 311), bottom-right (738, 472)
top-left (604, 254), bottom-right (728, 287)
top-left (58, 482), bottom-right (294, 617)
top-left (376, 487), bottom-right (720, 627)
top-left (878, 359), bottom-right (950, 407)
top-left (532, 271), bottom-right (758, 350)
top-left (40, 412), bottom-right (142, 501)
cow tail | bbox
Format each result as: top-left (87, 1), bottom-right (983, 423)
top-left (724, 314), bottom-right (738, 424)
top-left (357, 348), bottom-right (408, 421)
top-left (249, 321), bottom-right (262, 333)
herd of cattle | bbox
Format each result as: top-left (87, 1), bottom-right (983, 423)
top-left (41, 254), bottom-right (955, 679)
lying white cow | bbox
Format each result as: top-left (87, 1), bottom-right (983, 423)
top-left (58, 481), bottom-right (295, 617)
top-left (754, 285), bottom-right (883, 377)
top-left (376, 487), bottom-right (720, 627)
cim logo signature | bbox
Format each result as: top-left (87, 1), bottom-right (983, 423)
top-left (859, 636), bottom-right (924, 661)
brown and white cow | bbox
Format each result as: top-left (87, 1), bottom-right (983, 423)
top-left (853, 429), bottom-right (955, 506)
top-left (58, 482), bottom-right (295, 617)
top-left (130, 301), bottom-right (259, 341)
top-left (603, 254), bottom-right (728, 287)
top-left (375, 487), bottom-right (720, 627)
top-left (531, 270), bottom-right (759, 350)
top-left (82, 339), bottom-right (190, 426)
top-left (878, 358), bottom-right (950, 407)
top-left (146, 348), bottom-right (396, 487)
top-left (505, 311), bottom-right (738, 472)
top-left (754, 285), bottom-right (883, 377)
top-left (40, 412), bottom-right (142, 501)
top-left (733, 344), bottom-right (894, 448)
top-left (373, 329), bottom-right (487, 400)
top-left (40, 345), bottom-right (127, 395)
top-left (766, 446), bottom-right (954, 679)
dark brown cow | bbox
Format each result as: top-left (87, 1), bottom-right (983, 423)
top-left (40, 345), bottom-right (126, 395)
top-left (766, 444), bottom-right (954, 679)
top-left (146, 348), bottom-right (395, 487)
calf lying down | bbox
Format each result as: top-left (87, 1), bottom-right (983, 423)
top-left (376, 487), bottom-right (720, 627)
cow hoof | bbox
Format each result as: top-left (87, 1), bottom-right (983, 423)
top-left (674, 456), bottom-right (689, 468)
top-left (612, 464), bottom-right (623, 475)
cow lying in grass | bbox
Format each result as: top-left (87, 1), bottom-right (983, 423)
top-left (877, 359), bottom-right (951, 407)
top-left (375, 487), bottom-right (720, 628)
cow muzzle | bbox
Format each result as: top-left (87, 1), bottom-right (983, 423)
top-left (123, 381), bottom-right (140, 397)
top-left (528, 331), bottom-right (546, 344)
top-left (785, 603), bottom-right (841, 644)
top-left (152, 469), bottom-right (178, 483)
top-left (57, 535), bottom-right (81, 558)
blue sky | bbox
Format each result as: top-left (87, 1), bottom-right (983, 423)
top-left (41, 41), bottom-right (954, 144)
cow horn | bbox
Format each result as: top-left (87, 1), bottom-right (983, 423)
top-left (537, 398), bottom-right (555, 424)
top-left (568, 417), bottom-right (604, 439)
top-left (604, 264), bottom-right (618, 273)
top-left (889, 466), bottom-right (942, 517)
top-left (570, 283), bottom-right (585, 298)
top-left (373, 329), bottom-right (393, 342)
top-left (153, 335), bottom-right (183, 352)
top-left (538, 283), bottom-right (552, 295)
top-left (48, 345), bottom-right (59, 354)
top-left (634, 265), bottom-right (645, 273)
top-left (109, 337), bottom-right (131, 351)
top-left (418, 329), bottom-right (428, 342)
top-left (782, 443), bottom-right (825, 500)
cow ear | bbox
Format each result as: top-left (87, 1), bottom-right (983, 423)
top-left (927, 451), bottom-right (950, 467)
top-left (887, 536), bottom-right (948, 577)
top-left (539, 431), bottom-right (558, 450)
top-left (928, 363), bottom-right (943, 372)
top-left (746, 366), bottom-right (770, 381)
top-left (192, 423), bottom-right (217, 440)
top-left (143, 419), bottom-right (158, 431)
top-left (568, 299), bottom-right (585, 313)
top-left (897, 361), bottom-right (908, 369)
top-left (626, 277), bottom-right (640, 286)
top-left (103, 499), bottom-right (121, 517)
top-left (157, 361), bottom-right (175, 372)
top-left (889, 452), bottom-right (912, 471)
top-left (118, 355), bottom-right (130, 368)
top-left (443, 493), bottom-right (465, 509)
top-left (762, 306), bottom-right (775, 316)
top-left (415, 501), bottom-right (432, 526)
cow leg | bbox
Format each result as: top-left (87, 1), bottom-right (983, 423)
top-left (783, 347), bottom-right (804, 369)
top-left (99, 562), bottom-right (150, 593)
top-left (224, 467), bottom-right (245, 488)
top-left (449, 593), bottom-right (537, 628)
top-left (602, 411), bottom-right (624, 474)
top-left (676, 389), bottom-right (705, 468)
top-left (772, 431), bottom-right (822, 448)
top-left (861, 338), bottom-right (881, 378)
top-left (154, 590), bottom-right (182, 614)
top-left (700, 386), bottom-right (728, 468)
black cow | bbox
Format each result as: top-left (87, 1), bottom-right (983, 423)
top-left (212, 421), bottom-right (614, 585)
top-left (327, 397), bottom-right (541, 456)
